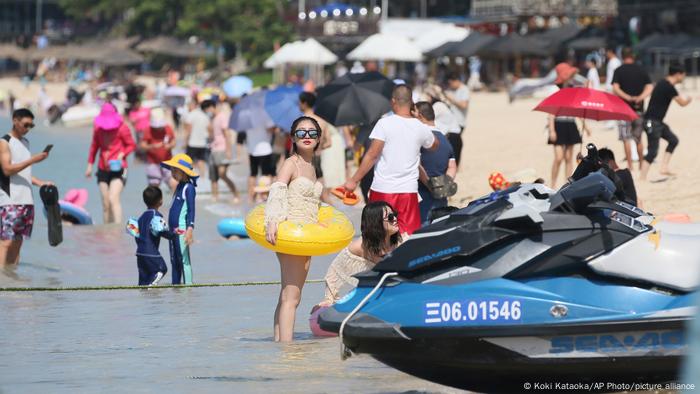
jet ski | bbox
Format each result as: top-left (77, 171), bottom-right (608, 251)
top-left (319, 144), bottom-right (699, 393)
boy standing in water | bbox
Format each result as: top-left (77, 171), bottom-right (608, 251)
top-left (160, 153), bottom-right (197, 284)
top-left (131, 186), bottom-right (176, 286)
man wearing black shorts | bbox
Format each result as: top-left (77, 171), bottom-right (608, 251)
top-left (245, 117), bottom-right (275, 202)
top-left (612, 47), bottom-right (652, 171)
top-left (640, 64), bottom-right (692, 181)
top-left (184, 100), bottom-right (215, 177)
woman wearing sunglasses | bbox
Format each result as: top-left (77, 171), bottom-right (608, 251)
top-left (317, 201), bottom-right (402, 308)
top-left (264, 115), bottom-right (325, 342)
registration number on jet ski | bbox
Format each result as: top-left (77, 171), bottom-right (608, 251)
top-left (424, 300), bottom-right (522, 324)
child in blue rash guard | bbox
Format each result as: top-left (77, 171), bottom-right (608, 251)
top-left (131, 186), bottom-right (179, 286)
top-left (160, 153), bottom-right (197, 284)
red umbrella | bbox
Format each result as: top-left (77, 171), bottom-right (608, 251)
top-left (534, 87), bottom-right (639, 121)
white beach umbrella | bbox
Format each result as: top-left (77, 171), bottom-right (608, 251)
top-left (413, 26), bottom-right (470, 53)
top-left (299, 38), bottom-right (338, 65)
top-left (347, 33), bottom-right (423, 62)
top-left (263, 41), bottom-right (304, 68)
top-left (264, 39), bottom-right (337, 67)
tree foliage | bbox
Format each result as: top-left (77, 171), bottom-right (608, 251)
top-left (177, 0), bottom-right (292, 67)
top-left (59, 0), bottom-right (293, 68)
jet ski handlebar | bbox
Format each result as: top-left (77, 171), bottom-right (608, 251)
top-left (569, 143), bottom-right (600, 182)
top-left (564, 143), bottom-right (630, 203)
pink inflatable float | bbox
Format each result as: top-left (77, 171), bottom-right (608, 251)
top-left (309, 306), bottom-right (337, 337)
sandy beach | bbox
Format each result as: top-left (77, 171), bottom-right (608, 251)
top-left (454, 83), bottom-right (700, 219)
top-left (3, 76), bottom-right (698, 219)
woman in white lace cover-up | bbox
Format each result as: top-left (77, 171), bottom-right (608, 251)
top-left (265, 116), bottom-right (325, 342)
top-left (316, 201), bottom-right (403, 308)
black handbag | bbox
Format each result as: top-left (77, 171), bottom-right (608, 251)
top-left (427, 175), bottom-right (457, 199)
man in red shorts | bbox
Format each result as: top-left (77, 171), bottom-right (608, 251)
top-left (344, 85), bottom-right (439, 234)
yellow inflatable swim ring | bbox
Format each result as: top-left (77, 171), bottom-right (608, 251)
top-left (245, 204), bottom-right (354, 256)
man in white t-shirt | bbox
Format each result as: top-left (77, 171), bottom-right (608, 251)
top-left (245, 116), bottom-right (275, 202)
top-left (184, 100), bottom-right (215, 177)
top-left (344, 85), bottom-right (439, 235)
top-left (604, 48), bottom-right (623, 130)
top-left (444, 73), bottom-right (469, 166)
top-left (605, 47), bottom-right (622, 92)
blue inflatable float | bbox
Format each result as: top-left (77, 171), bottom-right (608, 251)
top-left (217, 218), bottom-right (248, 238)
top-left (59, 201), bottom-right (93, 225)
top-left (43, 201), bottom-right (93, 225)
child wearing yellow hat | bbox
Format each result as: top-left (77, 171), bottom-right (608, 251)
top-left (161, 153), bottom-right (198, 284)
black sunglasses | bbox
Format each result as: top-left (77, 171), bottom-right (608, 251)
top-left (384, 212), bottom-right (398, 223)
top-left (294, 129), bottom-right (319, 139)
top-left (22, 122), bottom-right (35, 129)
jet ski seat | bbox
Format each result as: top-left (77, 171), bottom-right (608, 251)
top-left (588, 229), bottom-right (700, 292)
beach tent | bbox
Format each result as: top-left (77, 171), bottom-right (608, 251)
top-left (532, 24), bottom-right (582, 48)
top-left (567, 36), bottom-right (607, 51)
top-left (347, 33), bottom-right (422, 62)
top-left (635, 33), bottom-right (689, 53)
top-left (27, 43), bottom-right (143, 65)
top-left (478, 34), bottom-right (550, 57)
top-left (94, 47), bottom-right (144, 66)
top-left (0, 44), bottom-right (27, 61)
top-left (136, 36), bottom-right (209, 58)
top-left (413, 25), bottom-right (469, 53)
top-left (427, 31), bottom-right (497, 58)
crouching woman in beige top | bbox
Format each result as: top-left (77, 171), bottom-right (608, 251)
top-left (318, 201), bottom-right (403, 307)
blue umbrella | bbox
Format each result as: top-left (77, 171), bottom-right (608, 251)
top-left (229, 90), bottom-right (274, 131)
top-left (264, 85), bottom-right (303, 132)
top-left (222, 76), bottom-right (253, 98)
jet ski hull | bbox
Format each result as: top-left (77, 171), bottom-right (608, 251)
top-left (356, 336), bottom-right (682, 393)
top-left (334, 315), bottom-right (687, 393)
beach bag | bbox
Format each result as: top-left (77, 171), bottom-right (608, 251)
top-left (427, 175), bottom-right (457, 199)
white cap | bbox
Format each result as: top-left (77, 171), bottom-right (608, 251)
top-left (150, 107), bottom-right (167, 128)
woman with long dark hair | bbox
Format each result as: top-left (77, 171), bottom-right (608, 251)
top-left (317, 201), bottom-right (402, 307)
top-left (265, 115), bottom-right (324, 342)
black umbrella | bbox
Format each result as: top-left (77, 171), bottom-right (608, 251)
top-left (315, 72), bottom-right (395, 127)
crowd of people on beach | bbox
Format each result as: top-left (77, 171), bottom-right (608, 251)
top-left (1, 43), bottom-right (694, 342)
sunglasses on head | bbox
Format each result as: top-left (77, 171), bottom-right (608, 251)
top-left (294, 129), bottom-right (319, 139)
top-left (384, 212), bottom-right (398, 223)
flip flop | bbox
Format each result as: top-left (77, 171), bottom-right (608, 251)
top-left (331, 187), bottom-right (346, 200)
top-left (342, 191), bottom-right (359, 206)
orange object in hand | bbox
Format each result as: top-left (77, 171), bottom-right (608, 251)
top-left (330, 186), bottom-right (359, 206)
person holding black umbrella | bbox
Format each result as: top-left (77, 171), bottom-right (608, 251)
top-left (343, 85), bottom-right (439, 235)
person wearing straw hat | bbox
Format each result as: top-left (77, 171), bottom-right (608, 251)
top-left (86, 102), bottom-right (136, 224)
top-left (161, 153), bottom-right (198, 285)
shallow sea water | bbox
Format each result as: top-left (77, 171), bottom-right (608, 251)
top-left (0, 117), bottom-right (459, 393)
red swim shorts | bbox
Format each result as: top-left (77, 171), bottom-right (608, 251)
top-left (368, 190), bottom-right (421, 235)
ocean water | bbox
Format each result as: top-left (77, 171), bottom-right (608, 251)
top-left (0, 117), bottom-right (458, 393)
